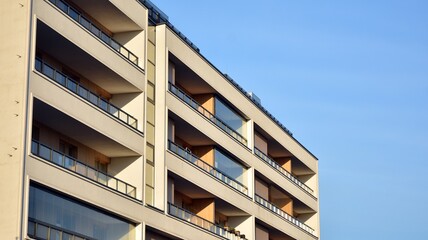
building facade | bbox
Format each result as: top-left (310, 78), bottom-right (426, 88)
top-left (0, 0), bottom-right (320, 239)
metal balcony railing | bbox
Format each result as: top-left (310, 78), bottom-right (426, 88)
top-left (28, 218), bottom-right (95, 240)
top-left (254, 148), bottom-right (315, 197)
top-left (48, 0), bottom-right (139, 66)
top-left (168, 83), bottom-right (247, 146)
top-left (254, 194), bottom-right (316, 237)
top-left (31, 140), bottom-right (137, 199)
top-left (35, 58), bottom-right (139, 131)
top-left (168, 203), bottom-right (247, 240)
top-left (168, 141), bottom-right (248, 196)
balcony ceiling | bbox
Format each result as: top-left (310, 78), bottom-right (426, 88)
top-left (72, 0), bottom-right (142, 32)
top-left (169, 112), bottom-right (215, 146)
top-left (170, 54), bottom-right (215, 95)
top-left (36, 21), bottom-right (141, 94)
top-left (171, 173), bottom-right (214, 199)
top-left (33, 98), bottom-right (139, 157)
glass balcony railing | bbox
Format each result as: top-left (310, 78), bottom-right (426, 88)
top-left (254, 194), bottom-right (316, 237)
top-left (254, 148), bottom-right (315, 197)
top-left (168, 141), bottom-right (248, 196)
top-left (35, 58), bottom-right (139, 131)
top-left (168, 203), bottom-right (247, 240)
top-left (47, 0), bottom-right (139, 66)
top-left (31, 140), bottom-right (137, 198)
top-left (168, 83), bottom-right (247, 146)
top-left (28, 218), bottom-right (95, 240)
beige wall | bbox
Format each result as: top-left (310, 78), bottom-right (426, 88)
top-left (110, 92), bottom-right (146, 131)
top-left (114, 30), bottom-right (146, 69)
top-left (0, 1), bottom-right (32, 238)
top-left (228, 216), bottom-right (254, 240)
top-left (110, 156), bottom-right (143, 200)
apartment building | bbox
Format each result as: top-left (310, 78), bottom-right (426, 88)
top-left (0, 0), bottom-right (320, 239)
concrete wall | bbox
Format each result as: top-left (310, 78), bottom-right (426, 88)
top-left (0, 0), bottom-right (31, 238)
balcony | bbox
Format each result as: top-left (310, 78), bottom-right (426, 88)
top-left (35, 58), bottom-right (139, 132)
top-left (168, 141), bottom-right (248, 196)
top-left (168, 203), bottom-right (247, 240)
top-left (255, 194), bottom-right (316, 238)
top-left (168, 83), bottom-right (247, 146)
top-left (47, 0), bottom-right (139, 66)
top-left (28, 218), bottom-right (95, 240)
top-left (254, 147), bottom-right (315, 198)
top-left (31, 140), bottom-right (137, 199)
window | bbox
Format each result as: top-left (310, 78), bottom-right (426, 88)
top-left (214, 98), bottom-right (246, 136)
top-left (28, 183), bottom-right (135, 240)
top-left (214, 149), bottom-right (245, 183)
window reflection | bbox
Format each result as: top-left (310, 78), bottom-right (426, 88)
top-left (28, 183), bottom-right (134, 240)
top-left (214, 98), bottom-right (246, 136)
top-left (214, 149), bottom-right (245, 183)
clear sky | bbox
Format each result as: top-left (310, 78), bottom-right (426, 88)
top-left (152, 0), bottom-right (428, 239)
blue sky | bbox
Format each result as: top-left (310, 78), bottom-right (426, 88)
top-left (152, 0), bottom-right (428, 239)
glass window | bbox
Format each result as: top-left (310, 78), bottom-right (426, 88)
top-left (28, 183), bottom-right (135, 240)
top-left (214, 98), bottom-right (246, 136)
top-left (214, 149), bottom-right (245, 183)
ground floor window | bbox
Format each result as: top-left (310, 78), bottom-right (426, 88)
top-left (27, 182), bottom-right (135, 240)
